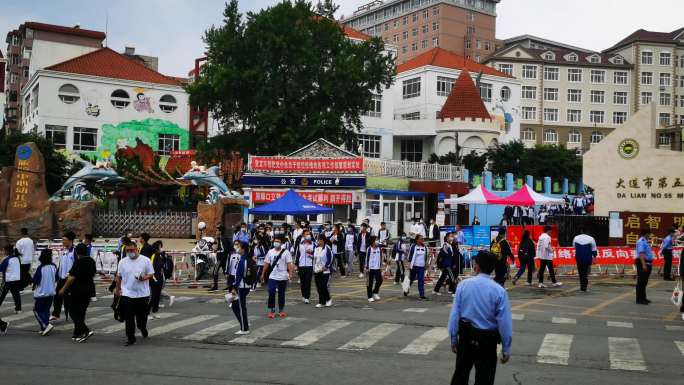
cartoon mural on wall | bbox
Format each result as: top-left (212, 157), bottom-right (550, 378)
top-left (85, 103), bottom-right (101, 117)
top-left (491, 98), bottom-right (519, 133)
top-left (133, 87), bottom-right (154, 113)
top-left (82, 88), bottom-right (102, 117)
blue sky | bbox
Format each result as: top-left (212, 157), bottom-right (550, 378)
top-left (2, 0), bottom-right (683, 77)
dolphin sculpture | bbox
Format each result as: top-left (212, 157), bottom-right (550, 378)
top-left (51, 158), bottom-right (126, 200)
top-left (177, 165), bottom-right (233, 197)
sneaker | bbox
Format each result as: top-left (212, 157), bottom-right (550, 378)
top-left (14, 310), bottom-right (22, 315)
top-left (553, 282), bottom-right (563, 287)
top-left (234, 330), bottom-right (250, 335)
top-left (168, 296), bottom-right (175, 308)
top-left (77, 331), bottom-right (94, 343)
top-left (303, 298), bottom-right (309, 304)
top-left (419, 296), bottom-right (430, 301)
top-left (90, 297), bottom-right (98, 302)
top-left (49, 316), bottom-right (60, 322)
top-left (159, 304), bottom-right (165, 309)
top-left (149, 314), bottom-right (160, 320)
top-left (72, 337), bottom-right (78, 342)
top-left (124, 339), bottom-right (136, 346)
top-left (256, 283), bottom-right (262, 288)
top-left (208, 287), bottom-right (219, 292)
top-left (525, 282), bottom-right (532, 286)
top-left (392, 282), bottom-right (397, 285)
top-left (368, 297), bottom-right (375, 303)
top-left (358, 273), bottom-right (364, 279)
top-left (267, 312), bottom-right (276, 319)
top-left (432, 290), bottom-right (442, 296)
top-left (403, 289), bottom-right (409, 297)
top-left (315, 304), bottom-right (324, 308)
top-left (325, 300), bottom-right (333, 307)
top-left (373, 294), bottom-right (381, 301)
top-left (0, 321), bottom-right (8, 334)
top-left (141, 329), bottom-right (149, 338)
top-left (278, 312), bottom-right (287, 318)
top-left (538, 283), bottom-right (547, 288)
top-left (41, 324), bottom-right (54, 336)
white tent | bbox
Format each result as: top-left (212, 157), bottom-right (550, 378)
top-left (444, 184), bottom-right (499, 205)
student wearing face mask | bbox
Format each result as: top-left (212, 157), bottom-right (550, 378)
top-left (392, 233), bottom-right (407, 285)
top-left (313, 235), bottom-right (333, 308)
top-left (356, 224), bottom-right (371, 278)
top-left (209, 224), bottom-right (230, 292)
top-left (0, 244), bottom-right (22, 314)
top-left (231, 241), bottom-right (252, 334)
top-left (59, 243), bottom-right (96, 342)
top-left (115, 241), bottom-right (154, 346)
top-left (405, 235), bottom-right (428, 300)
top-left (262, 236), bottom-right (294, 318)
top-left (434, 232), bottom-right (457, 296)
top-left (329, 225), bottom-right (345, 277)
top-left (227, 241), bottom-right (243, 293)
top-left (344, 225), bottom-right (357, 276)
top-left (51, 231), bottom-right (76, 322)
top-left (233, 223), bottom-right (250, 244)
top-left (147, 241), bottom-right (166, 319)
top-left (366, 236), bottom-right (384, 302)
top-left (251, 236), bottom-right (268, 291)
top-left (32, 249), bottom-right (57, 336)
top-left (296, 231), bottom-right (315, 304)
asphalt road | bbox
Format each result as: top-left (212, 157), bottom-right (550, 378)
top-left (1, 274), bottom-right (683, 385)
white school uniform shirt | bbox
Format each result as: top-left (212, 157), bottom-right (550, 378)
top-left (410, 245), bottom-right (427, 268)
top-left (298, 242), bottom-right (314, 267)
top-left (1, 255), bottom-right (21, 282)
top-left (254, 246), bottom-right (266, 266)
top-left (15, 237), bottom-right (35, 265)
top-left (117, 256), bottom-right (154, 298)
top-left (57, 247), bottom-right (75, 280)
top-left (536, 233), bottom-right (554, 260)
top-left (228, 252), bottom-right (241, 275)
top-left (366, 246), bottom-right (382, 270)
top-left (344, 233), bottom-right (356, 251)
top-left (378, 229), bottom-right (390, 245)
top-left (264, 248), bottom-right (293, 281)
top-left (313, 245), bottom-right (331, 274)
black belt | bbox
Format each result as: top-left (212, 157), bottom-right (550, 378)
top-left (458, 319), bottom-right (501, 345)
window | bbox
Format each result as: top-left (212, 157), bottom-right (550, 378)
top-left (110, 89), bottom-right (130, 109)
top-left (521, 86), bottom-right (536, 100)
top-left (159, 95), bottom-right (177, 113)
top-left (58, 84), bottom-right (80, 104)
top-left (402, 77), bottom-right (421, 99)
top-left (522, 65), bottom-right (537, 79)
top-left (393, 34), bottom-right (399, 43)
top-left (568, 68), bottom-right (582, 82)
top-left (73, 127), bottom-right (98, 151)
top-left (158, 134), bottom-right (180, 155)
top-left (393, 20), bottom-right (399, 28)
top-left (402, 31), bottom-right (408, 40)
top-left (660, 52), bottom-right (671, 66)
top-left (484, 41), bottom-right (491, 51)
top-left (22, 48), bottom-right (31, 60)
top-left (641, 51), bottom-right (653, 65)
top-left (567, 89), bottom-right (582, 103)
top-left (659, 113), bottom-right (671, 126)
top-left (400, 138), bottom-right (423, 162)
top-left (641, 92), bottom-right (653, 105)
top-left (590, 110), bottom-right (605, 124)
top-left (432, 22), bottom-right (439, 31)
top-left (421, 40), bottom-right (428, 49)
top-left (614, 71), bottom-right (628, 85)
top-left (384, 23), bottom-right (389, 31)
top-left (363, 94), bottom-right (382, 117)
top-left (590, 90), bottom-right (605, 104)
top-left (422, 9), bottom-right (428, 19)
top-left (402, 46), bottom-right (407, 53)
top-left (543, 88), bottom-right (559, 101)
top-left (436, 76), bottom-right (455, 96)
top-left (613, 111), bottom-right (627, 124)
top-left (500, 86), bottom-right (511, 102)
top-left (411, 42), bottom-right (418, 51)
top-left (358, 134), bottom-right (381, 158)
top-left (23, 66), bottom-right (29, 78)
top-left (568, 130), bottom-right (581, 143)
top-left (30, 85), bottom-right (39, 111)
top-left (422, 24), bottom-right (428, 33)
top-left (567, 109), bottom-right (582, 123)
top-left (522, 107), bottom-right (536, 120)
top-left (476, 40), bottom-right (481, 49)
top-left (45, 125), bottom-right (67, 149)
top-left (641, 71), bottom-right (654, 85)
top-left (498, 64), bottom-right (513, 75)
top-left (680, 75), bottom-right (684, 88)
top-left (591, 131), bottom-right (603, 144)
top-left (543, 108), bottom-right (559, 122)
top-left (400, 111), bottom-right (421, 120)
top-left (465, 39), bottom-right (471, 49)
top-left (613, 91), bottom-right (627, 105)
top-left (479, 83), bottom-right (492, 102)
top-left (612, 56), bottom-right (624, 64)
top-left (588, 55), bottom-right (601, 64)
top-left (658, 133), bottom-right (671, 146)
top-left (543, 67), bottom-right (559, 81)
top-left (543, 52), bottom-right (555, 61)
top-left (412, 28), bottom-right (417, 37)
top-left (26, 28), bottom-right (33, 38)
top-left (590, 70), bottom-right (606, 83)
top-left (660, 92), bottom-right (671, 106)
top-left (412, 13), bottom-right (418, 22)
top-left (659, 73), bottom-right (671, 87)
top-left (432, 7), bottom-right (439, 16)
top-left (680, 95), bottom-right (684, 108)
top-left (567, 53), bottom-right (578, 62)
top-left (432, 37), bottom-right (439, 47)
top-left (403, 16), bottom-right (408, 25)
top-left (521, 128), bottom-right (536, 141)
top-left (9, 72), bottom-right (17, 83)
top-left (543, 129), bottom-right (558, 143)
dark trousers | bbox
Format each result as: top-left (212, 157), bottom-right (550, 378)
top-left (148, 280), bottom-right (164, 314)
top-left (267, 279), bottom-right (287, 312)
top-left (662, 249), bottom-right (673, 280)
top-left (33, 296), bottom-right (53, 330)
top-left (409, 266), bottom-right (425, 297)
top-left (20, 264), bottom-right (31, 289)
top-left (494, 261), bottom-right (508, 287)
top-left (514, 258), bottom-right (535, 284)
top-left (0, 280), bottom-right (22, 311)
top-left (298, 266), bottom-right (313, 299)
top-left (367, 269), bottom-right (383, 298)
top-left (124, 296), bottom-right (149, 342)
top-left (252, 266), bottom-right (264, 290)
top-left (434, 267), bottom-right (456, 293)
top-left (334, 253), bottom-right (346, 276)
top-left (635, 261), bottom-right (652, 302)
top-left (358, 252), bottom-right (367, 274)
top-left (451, 326), bottom-right (498, 385)
top-left (538, 259), bottom-right (557, 284)
top-left (52, 278), bottom-right (70, 318)
top-left (212, 253), bottom-right (228, 288)
top-left (394, 261), bottom-right (405, 283)
top-left (576, 261), bottom-right (591, 291)
top-left (231, 287), bottom-right (250, 331)
top-left (70, 296), bottom-right (91, 338)
top-left (314, 272), bottom-right (331, 304)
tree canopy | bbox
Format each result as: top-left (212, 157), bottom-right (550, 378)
top-left (188, 0), bottom-right (396, 156)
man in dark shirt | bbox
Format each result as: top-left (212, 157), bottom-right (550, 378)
top-left (490, 228), bottom-right (513, 287)
top-left (138, 232), bottom-right (155, 258)
top-left (59, 243), bottom-right (96, 343)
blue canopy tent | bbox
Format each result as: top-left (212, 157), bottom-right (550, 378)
top-left (248, 189), bottom-right (333, 215)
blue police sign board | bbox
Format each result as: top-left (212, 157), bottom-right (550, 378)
top-left (17, 145), bottom-right (33, 160)
top-left (242, 174), bottom-right (366, 188)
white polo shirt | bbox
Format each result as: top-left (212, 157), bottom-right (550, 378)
top-left (15, 237), bottom-right (35, 265)
top-left (117, 256), bottom-right (154, 298)
top-left (265, 248), bottom-right (293, 281)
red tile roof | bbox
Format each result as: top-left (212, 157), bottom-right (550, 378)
top-left (45, 48), bottom-right (181, 86)
top-left (343, 25), bottom-right (370, 41)
top-left (438, 70), bottom-right (491, 121)
top-left (397, 47), bottom-right (513, 78)
top-left (22, 22), bottom-right (106, 40)
top-left (606, 27), bottom-right (684, 51)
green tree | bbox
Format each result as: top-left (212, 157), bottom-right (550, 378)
top-left (485, 140), bottom-right (581, 180)
top-left (187, 0), bottom-right (395, 155)
top-left (486, 141), bottom-right (525, 176)
top-left (461, 150), bottom-right (488, 174)
top-left (0, 132), bottom-right (71, 194)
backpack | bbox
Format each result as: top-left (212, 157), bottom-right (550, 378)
top-left (243, 256), bottom-right (259, 286)
top-left (490, 239), bottom-right (503, 260)
top-left (163, 254), bottom-right (174, 280)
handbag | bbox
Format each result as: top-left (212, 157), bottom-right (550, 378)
top-left (671, 279), bottom-right (683, 307)
top-left (111, 294), bottom-right (125, 322)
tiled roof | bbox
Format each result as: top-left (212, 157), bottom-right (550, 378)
top-left (343, 25), bottom-right (371, 41)
top-left (45, 48), bottom-right (181, 86)
top-left (606, 27), bottom-right (684, 51)
top-left (518, 47), bottom-right (630, 67)
top-left (438, 70), bottom-right (491, 121)
top-left (397, 47), bottom-right (513, 78)
top-left (22, 22), bottom-right (106, 40)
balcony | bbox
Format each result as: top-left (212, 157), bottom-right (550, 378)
top-left (363, 158), bottom-right (465, 181)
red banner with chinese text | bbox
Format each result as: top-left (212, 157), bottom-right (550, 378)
top-left (252, 191), bottom-right (353, 205)
top-left (249, 157), bottom-right (363, 173)
top-left (545, 246), bottom-right (682, 266)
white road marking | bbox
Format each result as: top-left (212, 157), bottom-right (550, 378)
top-left (552, 317), bottom-right (576, 325)
top-left (99, 312), bottom-right (177, 334)
top-left (399, 327), bottom-right (449, 355)
top-left (537, 333), bottom-right (573, 365)
top-left (207, 298), bottom-right (225, 304)
top-left (403, 308), bottom-right (428, 313)
top-left (512, 313), bottom-right (525, 321)
top-left (608, 337), bottom-right (647, 371)
top-left (665, 325), bottom-right (684, 331)
top-left (230, 317), bottom-right (304, 344)
top-left (172, 296), bottom-right (195, 303)
top-left (675, 341), bottom-right (684, 356)
top-left (14, 307), bottom-right (109, 329)
top-left (339, 323), bottom-right (402, 351)
top-left (282, 320), bottom-right (352, 347)
top-left (182, 320), bottom-right (240, 341)
top-left (148, 314), bottom-right (218, 337)
top-left (607, 321), bottom-right (633, 328)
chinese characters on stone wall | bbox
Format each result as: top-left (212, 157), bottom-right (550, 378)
top-left (616, 176), bottom-right (684, 200)
top-left (11, 159), bottom-right (30, 209)
top-left (620, 212), bottom-right (684, 245)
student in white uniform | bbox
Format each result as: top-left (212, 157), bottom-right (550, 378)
top-left (251, 236), bottom-right (268, 291)
top-left (262, 236), bottom-right (294, 318)
top-left (32, 249), bottom-right (57, 335)
top-left (15, 227), bottom-right (35, 290)
top-left (392, 234), bottom-right (408, 284)
top-left (356, 224), bottom-right (371, 278)
top-left (313, 235), bottom-right (333, 308)
top-left (405, 234), bottom-right (428, 300)
top-left (0, 244), bottom-right (22, 313)
top-left (329, 225), bottom-right (345, 277)
top-left (296, 231), bottom-right (315, 304)
top-left (227, 240), bottom-right (242, 292)
top-left (344, 225), bottom-right (357, 275)
top-left (231, 241), bottom-right (252, 335)
top-left (365, 236), bottom-right (384, 302)
top-left (51, 231), bottom-right (76, 321)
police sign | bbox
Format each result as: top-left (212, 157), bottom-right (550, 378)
top-left (241, 174), bottom-right (366, 188)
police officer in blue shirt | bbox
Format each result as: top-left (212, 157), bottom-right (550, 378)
top-left (448, 250), bottom-right (512, 385)
top-left (635, 229), bottom-right (654, 305)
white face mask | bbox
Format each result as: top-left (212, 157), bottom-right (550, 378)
top-left (127, 252), bottom-right (137, 259)
top-left (273, 242), bottom-right (281, 249)
top-left (233, 245), bottom-right (240, 252)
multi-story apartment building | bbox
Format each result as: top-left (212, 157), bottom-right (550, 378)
top-left (4, 22), bottom-right (105, 131)
top-left (340, 0), bottom-right (500, 64)
top-left (486, 36), bottom-right (633, 151)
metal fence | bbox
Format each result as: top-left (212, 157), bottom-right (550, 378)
top-left (363, 158), bottom-right (465, 181)
top-left (94, 210), bottom-right (193, 238)
top-left (547, 215), bottom-right (610, 246)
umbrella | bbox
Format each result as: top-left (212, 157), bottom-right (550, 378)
top-left (444, 184), bottom-right (499, 205)
top-left (488, 185), bottom-right (564, 206)
top-left (249, 189), bottom-right (333, 215)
